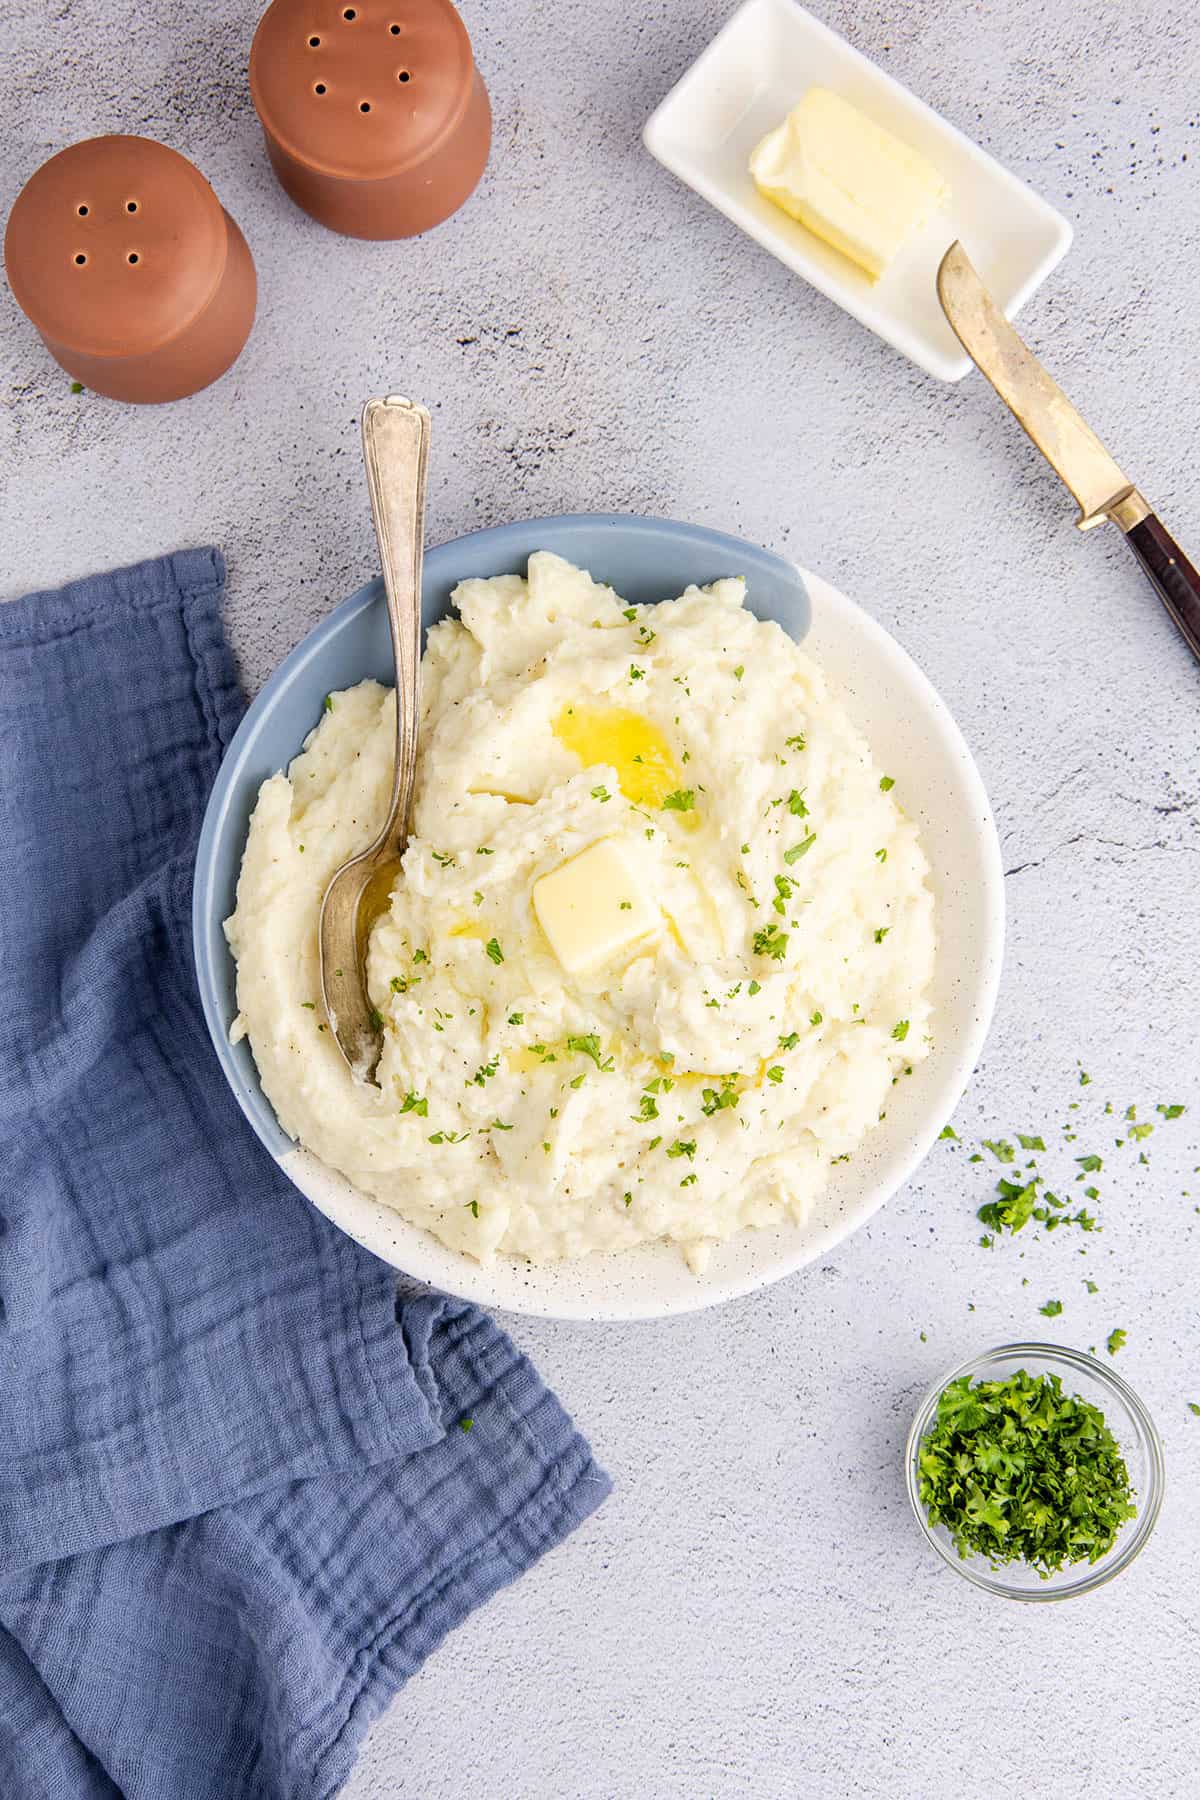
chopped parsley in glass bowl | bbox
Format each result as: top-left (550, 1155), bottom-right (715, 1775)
top-left (905, 1343), bottom-right (1164, 1600)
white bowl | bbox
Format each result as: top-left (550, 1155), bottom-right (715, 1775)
top-left (643, 0), bottom-right (1072, 382)
top-left (195, 515), bottom-right (1003, 1320)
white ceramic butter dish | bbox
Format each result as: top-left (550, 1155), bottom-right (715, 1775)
top-left (642, 0), bottom-right (1072, 381)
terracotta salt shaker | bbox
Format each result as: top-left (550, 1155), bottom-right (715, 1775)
top-left (250, 0), bottom-right (490, 239)
top-left (4, 136), bottom-right (256, 404)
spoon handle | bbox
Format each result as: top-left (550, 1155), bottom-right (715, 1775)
top-left (361, 396), bottom-right (431, 848)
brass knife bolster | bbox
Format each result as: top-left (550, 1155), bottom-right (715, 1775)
top-left (1103, 488), bottom-right (1152, 534)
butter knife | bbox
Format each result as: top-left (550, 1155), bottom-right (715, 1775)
top-left (937, 241), bottom-right (1200, 667)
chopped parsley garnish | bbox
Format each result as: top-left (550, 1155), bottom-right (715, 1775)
top-left (874, 927), bottom-right (889, 944)
top-left (917, 1370), bottom-right (1136, 1574)
top-left (1157, 1102), bottom-right (1185, 1120)
top-left (879, 775), bottom-right (895, 791)
top-left (489, 1119), bottom-right (513, 1131)
top-left (733, 664), bottom-right (744, 680)
top-left (766, 1065), bottom-right (784, 1085)
top-left (465, 1200), bottom-right (480, 1217)
top-left (566, 1033), bottom-right (614, 1070)
top-left (469, 1056), bottom-right (499, 1086)
top-left (1076, 1152), bottom-right (1103, 1173)
top-left (785, 733), bottom-right (806, 751)
top-left (591, 785), bottom-right (611, 802)
top-left (323, 693), bottom-right (334, 713)
top-left (301, 1001), bottom-right (316, 1010)
top-left (786, 788), bottom-right (808, 817)
top-left (399, 1092), bottom-right (428, 1116)
top-left (666, 1139), bottom-right (696, 1160)
top-left (875, 848), bottom-right (887, 863)
top-left (428, 1130), bottom-right (470, 1144)
top-left (753, 922), bottom-right (789, 961)
top-left (680, 1172), bottom-right (698, 1186)
top-left (623, 1191), bottom-right (633, 1208)
top-left (772, 874), bottom-right (793, 914)
top-left (636, 624), bottom-right (657, 646)
top-left (1039, 1298), bottom-right (1063, 1317)
top-left (662, 789), bottom-right (695, 813)
top-left (507, 1012), bottom-right (524, 1026)
top-left (810, 1010), bottom-right (822, 1026)
top-left (891, 1020), bottom-right (910, 1042)
top-left (629, 664), bottom-right (645, 681)
top-left (1106, 1328), bottom-right (1127, 1356)
top-left (1017, 1133), bottom-right (1047, 1151)
top-left (779, 1032), bottom-right (801, 1051)
top-left (982, 1138), bottom-right (1016, 1163)
top-left (431, 850), bottom-right (455, 867)
top-left (701, 1084), bottom-right (739, 1116)
top-left (978, 1178), bottom-right (1039, 1236)
top-left (476, 846), bottom-right (494, 855)
top-left (939, 1125), bottom-right (958, 1140)
top-left (484, 937), bottom-right (504, 964)
top-left (622, 607), bottom-right (637, 621)
top-left (634, 1094), bottom-right (659, 1121)
top-left (784, 835), bottom-right (816, 865)
top-left (459, 1416), bottom-right (474, 1431)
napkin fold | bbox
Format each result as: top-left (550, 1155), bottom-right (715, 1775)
top-left (0, 549), bottom-right (609, 1800)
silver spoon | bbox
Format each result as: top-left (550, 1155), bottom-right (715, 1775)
top-left (319, 395), bottom-right (430, 1081)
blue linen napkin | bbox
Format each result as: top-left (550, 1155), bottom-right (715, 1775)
top-left (0, 548), bottom-right (610, 1799)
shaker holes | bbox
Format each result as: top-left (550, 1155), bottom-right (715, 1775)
top-left (398, 68), bottom-right (411, 81)
top-left (343, 7), bottom-right (356, 16)
top-left (360, 100), bottom-right (371, 111)
top-left (73, 253), bottom-right (87, 265)
top-left (390, 22), bottom-right (401, 31)
top-left (314, 82), bottom-right (327, 93)
top-left (77, 204), bottom-right (89, 216)
top-left (128, 253), bottom-right (140, 264)
top-left (309, 35), bottom-right (320, 45)
top-left (126, 200), bottom-right (138, 213)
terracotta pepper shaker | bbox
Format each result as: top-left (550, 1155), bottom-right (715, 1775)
top-left (250, 0), bottom-right (490, 239)
top-left (4, 136), bottom-right (256, 404)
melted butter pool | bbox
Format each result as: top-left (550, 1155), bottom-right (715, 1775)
top-left (552, 704), bottom-right (682, 808)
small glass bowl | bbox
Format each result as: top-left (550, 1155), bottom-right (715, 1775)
top-left (905, 1342), bottom-right (1164, 1601)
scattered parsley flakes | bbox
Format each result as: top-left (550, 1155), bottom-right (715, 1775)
top-left (1079, 1070), bottom-right (1092, 1086)
top-left (982, 1139), bottom-right (1016, 1164)
top-left (879, 775), bottom-right (895, 791)
top-left (978, 1178), bottom-right (1039, 1236)
top-left (786, 788), bottom-right (808, 817)
top-left (891, 1020), bottom-right (910, 1042)
top-left (431, 849), bottom-right (455, 867)
top-left (566, 1033), bottom-right (613, 1070)
top-left (412, 948), bottom-right (428, 964)
top-left (484, 937), bottom-right (504, 964)
top-left (939, 1125), bottom-right (958, 1141)
top-left (766, 1065), bottom-right (784, 1085)
top-left (785, 733), bottom-right (806, 751)
top-left (591, 785), bottom-right (611, 802)
top-left (875, 848), bottom-right (887, 863)
top-left (465, 1200), bottom-right (480, 1217)
top-left (1076, 1152), bottom-right (1103, 1173)
top-left (323, 693), bottom-right (334, 713)
top-left (701, 1084), bottom-right (738, 1117)
top-left (1189, 1402), bottom-right (1200, 1418)
top-left (69, 380), bottom-right (85, 395)
top-left (636, 624), bottom-right (657, 646)
top-left (1157, 1102), bottom-right (1185, 1120)
top-left (1084, 1280), bottom-right (1099, 1294)
top-left (753, 922), bottom-right (789, 960)
top-left (507, 1012), bottom-right (524, 1026)
top-left (666, 1139), bottom-right (696, 1160)
top-left (733, 664), bottom-right (745, 680)
top-left (469, 1055), bottom-right (499, 1086)
top-left (1106, 1328), bottom-right (1127, 1356)
top-left (623, 1191), bottom-right (633, 1208)
top-left (874, 927), bottom-right (889, 944)
top-left (300, 1001), bottom-right (316, 1011)
top-left (779, 1032), bottom-right (801, 1051)
top-left (784, 834), bottom-right (816, 864)
top-left (917, 1369), bottom-right (1136, 1574)
top-left (628, 664), bottom-right (645, 681)
top-left (399, 1092), bottom-right (428, 1116)
top-left (662, 789), bottom-right (695, 813)
top-left (459, 1416), bottom-right (474, 1432)
top-left (1040, 1298), bottom-right (1063, 1317)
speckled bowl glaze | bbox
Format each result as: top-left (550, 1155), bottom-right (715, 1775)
top-left (193, 514), bottom-right (1004, 1320)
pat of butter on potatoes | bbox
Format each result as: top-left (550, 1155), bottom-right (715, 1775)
top-left (750, 87), bottom-right (948, 281)
top-left (533, 837), bottom-right (661, 976)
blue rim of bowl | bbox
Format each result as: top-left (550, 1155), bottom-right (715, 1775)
top-left (192, 512), bottom-right (812, 1168)
top-left (904, 1340), bottom-right (1165, 1601)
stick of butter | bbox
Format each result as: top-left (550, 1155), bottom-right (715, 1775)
top-left (532, 837), bottom-right (661, 977)
top-left (749, 88), bottom-right (948, 281)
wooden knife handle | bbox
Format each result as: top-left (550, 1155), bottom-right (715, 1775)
top-left (1123, 512), bottom-right (1200, 667)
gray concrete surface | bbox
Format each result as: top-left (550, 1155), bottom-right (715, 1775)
top-left (4, 0), bottom-right (1199, 1794)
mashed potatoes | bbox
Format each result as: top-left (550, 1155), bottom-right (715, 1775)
top-left (226, 553), bottom-right (935, 1270)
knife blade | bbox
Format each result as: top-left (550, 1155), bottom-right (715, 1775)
top-left (937, 240), bottom-right (1200, 666)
